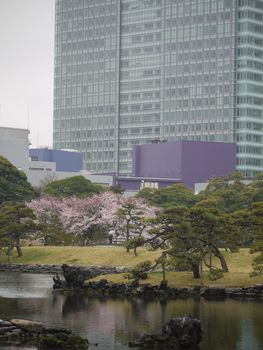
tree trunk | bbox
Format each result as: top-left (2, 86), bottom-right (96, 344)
top-left (16, 239), bottom-right (22, 257)
top-left (8, 244), bottom-right (13, 266)
top-left (200, 258), bottom-right (203, 285)
top-left (162, 264), bottom-right (166, 283)
top-left (209, 250), bottom-right (212, 273)
top-left (134, 247), bottom-right (137, 256)
top-left (126, 222), bottom-right (130, 252)
top-left (192, 262), bottom-right (201, 279)
top-left (213, 247), bottom-right (229, 272)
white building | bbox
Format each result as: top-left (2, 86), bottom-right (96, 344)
top-left (0, 126), bottom-right (114, 188)
top-left (0, 127), bottom-right (29, 173)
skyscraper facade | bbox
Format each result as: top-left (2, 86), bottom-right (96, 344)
top-left (53, 0), bottom-right (263, 178)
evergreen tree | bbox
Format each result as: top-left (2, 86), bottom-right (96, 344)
top-left (136, 183), bottom-right (196, 208)
top-left (44, 175), bottom-right (104, 198)
top-left (0, 202), bottom-right (38, 256)
top-left (0, 156), bottom-right (35, 203)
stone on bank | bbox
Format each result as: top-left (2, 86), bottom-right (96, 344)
top-left (0, 319), bottom-right (89, 349)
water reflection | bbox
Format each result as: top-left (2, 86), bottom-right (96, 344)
top-left (0, 272), bottom-right (52, 299)
top-left (0, 272), bottom-right (262, 350)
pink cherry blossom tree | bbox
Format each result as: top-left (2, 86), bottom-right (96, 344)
top-left (27, 192), bottom-right (122, 245)
top-left (60, 191), bottom-right (121, 243)
top-left (27, 192), bottom-right (160, 250)
top-left (27, 196), bottom-right (67, 245)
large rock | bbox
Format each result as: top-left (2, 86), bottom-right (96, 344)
top-left (163, 316), bottom-right (202, 348)
top-left (129, 316), bottom-right (202, 349)
top-left (10, 319), bottom-right (43, 333)
top-left (60, 264), bottom-right (128, 288)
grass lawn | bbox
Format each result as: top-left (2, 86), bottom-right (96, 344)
top-left (0, 245), bottom-right (161, 267)
top-left (0, 246), bottom-right (261, 287)
top-left (91, 270), bottom-right (263, 288)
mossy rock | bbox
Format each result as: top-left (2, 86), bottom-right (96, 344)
top-left (38, 334), bottom-right (89, 349)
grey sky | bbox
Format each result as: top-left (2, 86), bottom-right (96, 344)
top-left (0, 0), bottom-right (55, 147)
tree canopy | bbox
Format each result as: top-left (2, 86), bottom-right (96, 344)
top-left (136, 183), bottom-right (196, 208)
top-left (0, 156), bottom-right (35, 204)
top-left (43, 175), bottom-right (104, 198)
top-left (0, 202), bottom-right (38, 256)
top-left (28, 173), bottom-right (263, 280)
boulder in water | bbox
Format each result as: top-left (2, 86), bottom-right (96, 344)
top-left (129, 316), bottom-right (202, 349)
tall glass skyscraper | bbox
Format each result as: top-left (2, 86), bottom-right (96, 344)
top-left (53, 0), bottom-right (263, 178)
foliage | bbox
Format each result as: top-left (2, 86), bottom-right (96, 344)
top-left (125, 237), bottom-right (145, 255)
top-left (116, 197), bottom-right (158, 254)
top-left (43, 176), bottom-right (104, 198)
top-left (247, 174), bottom-right (263, 204)
top-left (196, 174), bottom-right (263, 276)
top-left (198, 172), bottom-right (252, 213)
top-left (60, 192), bottom-right (121, 240)
top-left (28, 192), bottom-right (122, 244)
top-left (154, 253), bottom-right (171, 284)
top-left (110, 184), bottom-right (124, 194)
top-left (124, 260), bottom-right (152, 283)
top-left (136, 183), bottom-right (196, 208)
top-left (149, 205), bottom-right (203, 279)
top-left (26, 195), bottom-right (68, 245)
top-left (28, 174), bottom-right (263, 278)
top-left (189, 200), bottom-right (241, 272)
top-left (0, 202), bottom-right (39, 256)
top-left (208, 268), bottom-right (224, 281)
top-left (0, 156), bottom-right (35, 204)
top-left (147, 200), bottom-right (241, 281)
top-left (34, 173), bottom-right (58, 197)
top-left (249, 202), bottom-right (263, 276)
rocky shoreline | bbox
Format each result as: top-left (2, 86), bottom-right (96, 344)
top-left (54, 264), bottom-right (263, 301)
top-left (1, 263), bottom-right (262, 301)
top-left (0, 318), bottom-right (89, 349)
top-left (81, 280), bottom-right (263, 301)
top-left (0, 263), bottom-right (128, 275)
top-left (0, 316), bottom-right (202, 350)
top-left (0, 263), bottom-right (62, 274)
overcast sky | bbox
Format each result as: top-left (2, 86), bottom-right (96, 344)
top-left (0, 0), bottom-right (55, 147)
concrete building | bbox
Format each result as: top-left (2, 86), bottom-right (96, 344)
top-left (53, 0), bottom-right (263, 178)
top-left (0, 127), bottom-right (30, 173)
top-left (28, 148), bottom-right (114, 188)
top-left (131, 140), bottom-right (236, 189)
top-left (29, 148), bottom-right (82, 172)
top-left (0, 126), bottom-right (113, 188)
top-left (0, 126), bottom-right (236, 193)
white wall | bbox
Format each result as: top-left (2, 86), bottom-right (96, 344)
top-left (27, 166), bottom-right (114, 188)
top-left (0, 127), bottom-right (29, 173)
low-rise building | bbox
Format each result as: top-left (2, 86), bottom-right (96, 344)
top-left (132, 140), bottom-right (236, 189)
top-left (0, 126), bottom-right (237, 194)
top-left (29, 148), bottom-right (82, 172)
top-left (0, 127), bottom-right (30, 173)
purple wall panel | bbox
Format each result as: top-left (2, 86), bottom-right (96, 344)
top-left (29, 148), bottom-right (82, 172)
top-left (181, 141), bottom-right (236, 188)
top-left (118, 179), bottom-right (141, 191)
top-left (133, 142), bottom-right (182, 179)
top-left (132, 141), bottom-right (236, 189)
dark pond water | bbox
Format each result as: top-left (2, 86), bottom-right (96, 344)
top-left (0, 272), bottom-right (262, 350)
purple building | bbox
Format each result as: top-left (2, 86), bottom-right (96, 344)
top-left (29, 148), bottom-right (82, 172)
top-left (123, 140), bottom-right (236, 190)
